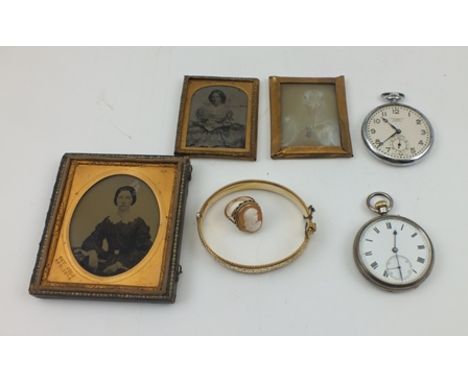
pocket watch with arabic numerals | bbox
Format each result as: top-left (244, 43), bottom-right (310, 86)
top-left (362, 92), bottom-right (434, 166)
top-left (353, 192), bottom-right (434, 291)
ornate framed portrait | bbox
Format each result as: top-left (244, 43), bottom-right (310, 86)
top-left (29, 153), bottom-right (192, 303)
top-left (174, 75), bottom-right (260, 160)
top-left (269, 76), bottom-right (353, 159)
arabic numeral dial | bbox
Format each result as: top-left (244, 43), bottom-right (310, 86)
top-left (363, 103), bottom-right (433, 164)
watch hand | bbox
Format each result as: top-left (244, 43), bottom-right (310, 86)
top-left (393, 230), bottom-right (403, 281)
top-left (382, 117), bottom-right (402, 134)
top-left (377, 131), bottom-right (398, 148)
top-left (387, 266), bottom-right (402, 270)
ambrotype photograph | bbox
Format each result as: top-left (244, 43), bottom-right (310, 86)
top-left (269, 76), bottom-right (353, 159)
top-left (70, 174), bottom-right (160, 277)
top-left (175, 76), bottom-right (259, 160)
top-left (29, 153), bottom-right (191, 303)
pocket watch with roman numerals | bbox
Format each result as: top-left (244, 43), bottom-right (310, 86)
top-left (353, 192), bottom-right (434, 291)
top-left (362, 92), bottom-right (434, 165)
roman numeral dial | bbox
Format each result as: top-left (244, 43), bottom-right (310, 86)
top-left (355, 216), bottom-right (433, 288)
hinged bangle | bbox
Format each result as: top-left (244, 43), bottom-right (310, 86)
top-left (196, 179), bottom-right (317, 273)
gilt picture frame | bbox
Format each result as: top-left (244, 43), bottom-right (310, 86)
top-left (29, 153), bottom-right (191, 303)
top-left (269, 76), bottom-right (353, 159)
top-left (174, 75), bottom-right (259, 160)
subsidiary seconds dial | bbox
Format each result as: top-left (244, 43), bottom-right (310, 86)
top-left (362, 93), bottom-right (434, 166)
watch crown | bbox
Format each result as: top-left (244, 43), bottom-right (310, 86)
top-left (375, 200), bottom-right (389, 215)
top-left (381, 92), bottom-right (405, 103)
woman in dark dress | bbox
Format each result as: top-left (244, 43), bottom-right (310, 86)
top-left (73, 186), bottom-right (153, 276)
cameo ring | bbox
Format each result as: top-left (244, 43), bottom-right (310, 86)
top-left (224, 196), bottom-right (263, 233)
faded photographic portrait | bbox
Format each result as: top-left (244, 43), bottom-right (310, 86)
top-left (280, 84), bottom-right (341, 147)
top-left (69, 175), bottom-right (160, 277)
top-left (187, 86), bottom-right (247, 148)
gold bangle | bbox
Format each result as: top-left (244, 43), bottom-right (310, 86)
top-left (196, 180), bottom-right (317, 273)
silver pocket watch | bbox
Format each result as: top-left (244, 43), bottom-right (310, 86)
top-left (354, 192), bottom-right (434, 291)
top-left (362, 92), bottom-right (434, 166)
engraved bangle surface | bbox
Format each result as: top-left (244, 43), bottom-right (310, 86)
top-left (196, 179), bottom-right (317, 273)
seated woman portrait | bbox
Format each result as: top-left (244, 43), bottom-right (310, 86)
top-left (187, 89), bottom-right (246, 148)
top-left (73, 185), bottom-right (153, 277)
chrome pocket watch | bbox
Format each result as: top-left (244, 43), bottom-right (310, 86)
top-left (362, 92), bottom-right (434, 166)
top-left (353, 192), bottom-right (434, 291)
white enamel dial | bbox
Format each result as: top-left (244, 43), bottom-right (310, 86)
top-left (355, 215), bottom-right (433, 289)
top-left (362, 103), bottom-right (433, 165)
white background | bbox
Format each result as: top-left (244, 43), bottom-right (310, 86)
top-left (1, 47), bottom-right (467, 335)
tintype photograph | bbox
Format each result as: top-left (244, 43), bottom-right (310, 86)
top-left (269, 76), bottom-right (353, 159)
top-left (29, 153), bottom-right (191, 303)
top-left (175, 76), bottom-right (259, 160)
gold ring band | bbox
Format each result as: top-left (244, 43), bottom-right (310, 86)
top-left (196, 180), bottom-right (317, 273)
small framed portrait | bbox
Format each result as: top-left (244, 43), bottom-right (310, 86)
top-left (175, 75), bottom-right (260, 160)
top-left (29, 153), bottom-right (192, 303)
top-left (269, 76), bottom-right (353, 159)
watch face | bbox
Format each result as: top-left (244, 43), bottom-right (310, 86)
top-left (362, 103), bottom-right (433, 165)
top-left (354, 215), bottom-right (434, 290)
